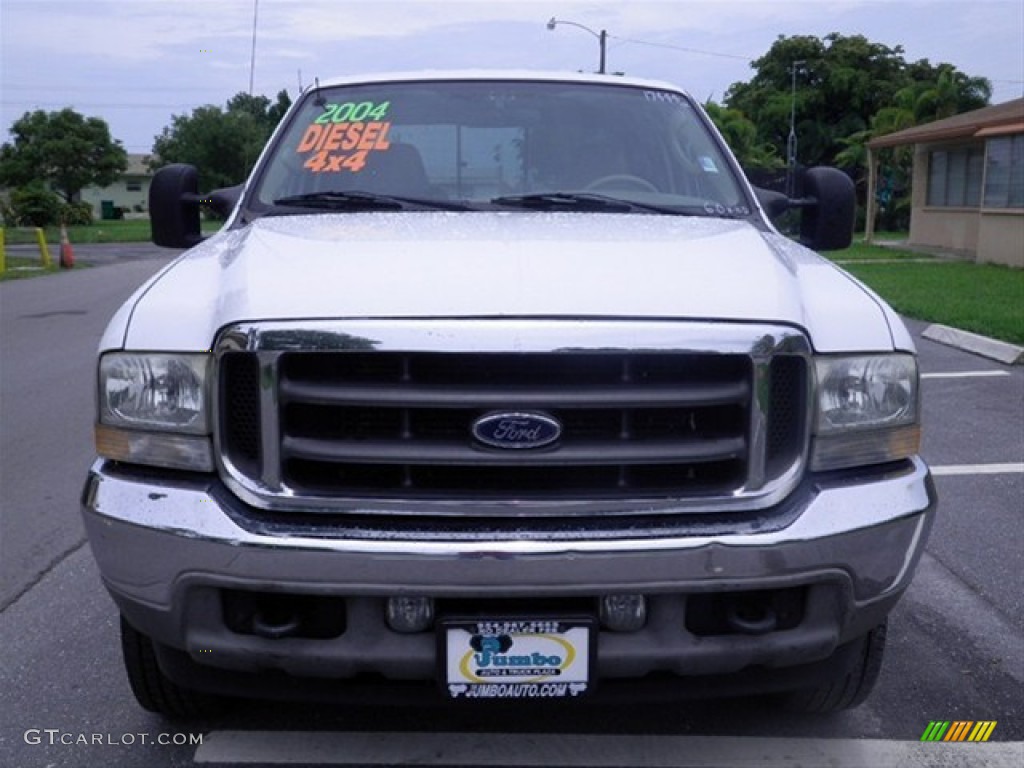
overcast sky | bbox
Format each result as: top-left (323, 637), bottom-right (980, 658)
top-left (1, 0), bottom-right (1021, 155)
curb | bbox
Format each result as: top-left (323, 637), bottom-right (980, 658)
top-left (922, 324), bottom-right (1024, 365)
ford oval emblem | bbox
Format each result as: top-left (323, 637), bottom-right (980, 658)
top-left (471, 412), bottom-right (562, 450)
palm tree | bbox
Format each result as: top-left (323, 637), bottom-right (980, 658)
top-left (914, 66), bottom-right (992, 122)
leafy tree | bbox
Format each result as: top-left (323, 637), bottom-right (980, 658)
top-left (724, 34), bottom-right (992, 170)
top-left (150, 89), bottom-right (291, 192)
top-left (704, 102), bottom-right (783, 171)
top-left (726, 33), bottom-right (991, 229)
top-left (726, 34), bottom-right (908, 170)
top-left (226, 90), bottom-right (292, 134)
top-left (0, 108), bottom-right (128, 203)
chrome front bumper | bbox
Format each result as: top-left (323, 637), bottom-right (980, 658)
top-left (82, 457), bottom-right (936, 681)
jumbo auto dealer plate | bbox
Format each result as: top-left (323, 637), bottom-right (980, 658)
top-left (442, 618), bottom-right (594, 700)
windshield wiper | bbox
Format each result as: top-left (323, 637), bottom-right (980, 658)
top-left (490, 191), bottom-right (682, 215)
top-left (273, 190), bottom-right (473, 212)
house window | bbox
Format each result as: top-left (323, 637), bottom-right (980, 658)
top-left (927, 146), bottom-right (984, 207)
top-left (983, 135), bottom-right (1024, 209)
top-left (125, 181), bottom-right (142, 192)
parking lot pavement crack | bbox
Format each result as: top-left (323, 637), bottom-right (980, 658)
top-left (0, 537), bottom-right (87, 613)
top-left (910, 552), bottom-right (1024, 684)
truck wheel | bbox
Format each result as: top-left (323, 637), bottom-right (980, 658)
top-left (783, 620), bottom-right (887, 713)
top-left (120, 615), bottom-right (224, 719)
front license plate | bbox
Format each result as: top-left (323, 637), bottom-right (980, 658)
top-left (442, 618), bottom-right (593, 700)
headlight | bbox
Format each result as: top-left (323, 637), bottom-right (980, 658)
top-left (811, 354), bottom-right (920, 471)
top-left (99, 353), bottom-right (210, 433)
top-left (816, 355), bottom-right (917, 431)
top-left (97, 352), bottom-right (213, 471)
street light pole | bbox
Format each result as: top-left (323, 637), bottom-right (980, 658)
top-left (547, 17), bottom-right (608, 74)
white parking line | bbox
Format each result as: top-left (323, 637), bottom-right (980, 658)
top-left (193, 731), bottom-right (1023, 767)
top-left (921, 371), bottom-right (1011, 379)
top-left (931, 463), bottom-right (1024, 476)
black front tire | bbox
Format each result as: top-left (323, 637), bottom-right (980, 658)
top-left (783, 620), bottom-right (888, 713)
top-left (120, 615), bottom-right (225, 719)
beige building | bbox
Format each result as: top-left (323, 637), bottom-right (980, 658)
top-left (79, 153), bottom-right (153, 219)
top-left (865, 98), bottom-right (1024, 268)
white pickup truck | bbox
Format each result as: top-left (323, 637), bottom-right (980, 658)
top-left (82, 71), bottom-right (936, 717)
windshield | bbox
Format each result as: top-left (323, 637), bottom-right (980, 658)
top-left (251, 79), bottom-right (751, 216)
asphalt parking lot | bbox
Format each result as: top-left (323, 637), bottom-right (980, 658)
top-left (0, 255), bottom-right (1020, 767)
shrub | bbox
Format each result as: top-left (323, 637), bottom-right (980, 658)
top-left (60, 200), bottom-right (94, 226)
top-left (10, 184), bottom-right (62, 227)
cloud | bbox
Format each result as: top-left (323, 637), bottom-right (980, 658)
top-left (2, 0), bottom-right (1021, 152)
top-left (3, 2), bottom-right (242, 61)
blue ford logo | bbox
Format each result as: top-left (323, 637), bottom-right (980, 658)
top-left (472, 412), bottom-right (562, 450)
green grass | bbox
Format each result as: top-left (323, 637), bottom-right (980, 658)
top-left (3, 219), bottom-right (153, 244)
top-left (842, 260), bottom-right (1024, 345)
top-left (827, 234), bottom-right (1023, 344)
top-left (2, 218), bottom-right (221, 245)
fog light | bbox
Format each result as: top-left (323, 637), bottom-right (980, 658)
top-left (600, 594), bottom-right (647, 632)
top-left (386, 597), bottom-right (434, 633)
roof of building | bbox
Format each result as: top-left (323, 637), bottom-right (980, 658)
top-left (125, 153), bottom-right (153, 177)
top-left (867, 98), bottom-right (1024, 149)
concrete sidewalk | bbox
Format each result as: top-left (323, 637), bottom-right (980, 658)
top-left (870, 239), bottom-right (973, 261)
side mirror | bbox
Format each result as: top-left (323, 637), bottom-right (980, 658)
top-left (754, 167), bottom-right (856, 252)
top-left (149, 164), bottom-right (202, 248)
top-left (798, 167), bottom-right (855, 252)
top-left (149, 166), bottom-right (245, 248)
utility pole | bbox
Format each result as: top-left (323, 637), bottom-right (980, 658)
top-left (786, 59), bottom-right (805, 198)
top-left (248, 0), bottom-right (259, 95)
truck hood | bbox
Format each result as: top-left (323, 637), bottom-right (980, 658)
top-left (115, 212), bottom-right (898, 352)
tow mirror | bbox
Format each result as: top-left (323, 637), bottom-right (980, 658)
top-left (798, 167), bottom-right (855, 251)
top-left (755, 167), bottom-right (855, 252)
top-left (149, 165), bottom-right (244, 248)
top-left (149, 164), bottom-right (202, 248)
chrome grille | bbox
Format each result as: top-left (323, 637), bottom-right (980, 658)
top-left (216, 321), bottom-right (810, 516)
top-left (275, 351), bottom-right (749, 497)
